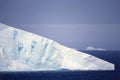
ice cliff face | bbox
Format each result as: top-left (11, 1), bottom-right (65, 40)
top-left (0, 23), bottom-right (114, 71)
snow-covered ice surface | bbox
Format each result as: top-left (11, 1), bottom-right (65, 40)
top-left (0, 23), bottom-right (114, 71)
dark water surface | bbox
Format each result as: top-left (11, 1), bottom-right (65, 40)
top-left (0, 51), bottom-right (120, 80)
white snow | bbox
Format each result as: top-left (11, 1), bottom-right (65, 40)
top-left (0, 23), bottom-right (114, 71)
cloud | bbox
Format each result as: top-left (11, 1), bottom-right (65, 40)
top-left (85, 46), bottom-right (107, 51)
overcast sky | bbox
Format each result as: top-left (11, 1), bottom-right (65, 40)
top-left (0, 0), bottom-right (120, 50)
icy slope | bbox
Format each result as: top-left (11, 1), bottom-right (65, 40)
top-left (0, 23), bottom-right (114, 71)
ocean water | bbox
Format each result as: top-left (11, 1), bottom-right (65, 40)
top-left (0, 51), bottom-right (119, 80)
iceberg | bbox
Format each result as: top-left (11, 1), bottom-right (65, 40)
top-left (0, 23), bottom-right (114, 71)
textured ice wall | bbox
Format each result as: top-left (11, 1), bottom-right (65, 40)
top-left (0, 23), bottom-right (114, 71)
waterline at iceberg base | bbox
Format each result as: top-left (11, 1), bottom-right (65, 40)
top-left (0, 23), bottom-right (114, 71)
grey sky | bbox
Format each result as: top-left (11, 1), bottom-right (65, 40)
top-left (0, 0), bottom-right (120, 50)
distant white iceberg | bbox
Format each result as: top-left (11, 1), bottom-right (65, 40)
top-left (0, 23), bottom-right (114, 71)
top-left (85, 46), bottom-right (107, 51)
